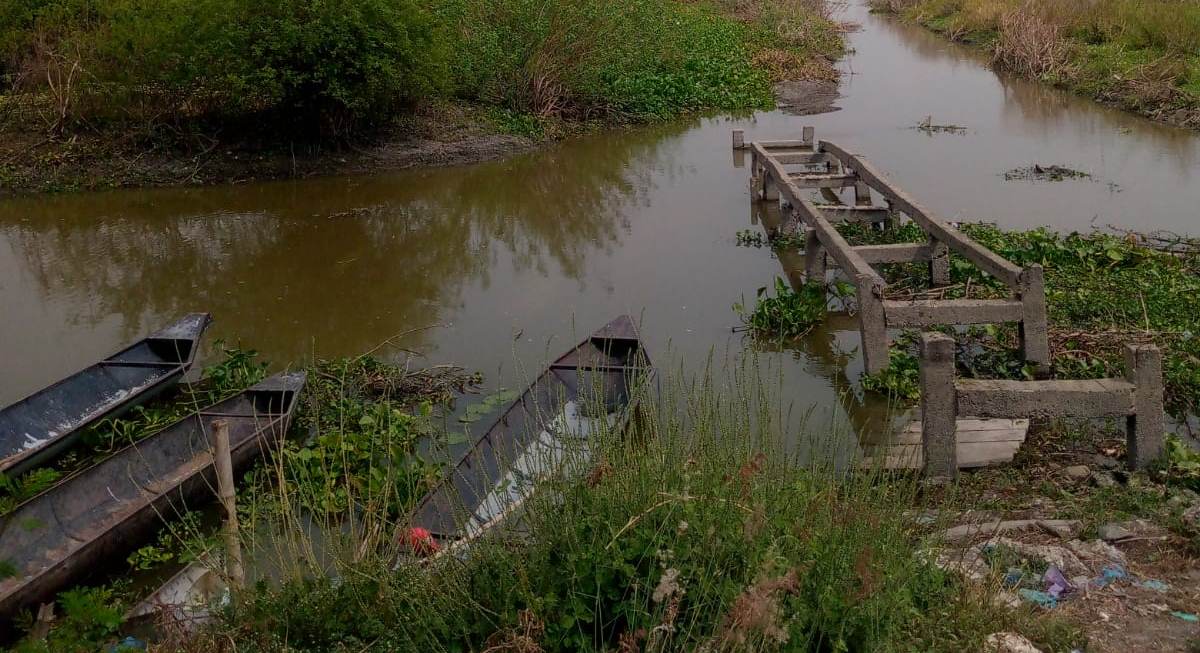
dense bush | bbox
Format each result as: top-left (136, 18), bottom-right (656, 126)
top-left (4, 0), bottom-right (449, 134)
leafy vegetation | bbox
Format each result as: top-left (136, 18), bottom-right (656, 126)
top-left (735, 277), bottom-right (830, 340)
top-left (870, 0), bottom-right (1200, 125)
top-left (182, 369), bottom-right (1078, 652)
top-left (861, 348), bottom-right (921, 402)
top-left (1, 0), bottom-right (843, 140)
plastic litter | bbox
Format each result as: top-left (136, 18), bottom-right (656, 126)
top-left (1092, 564), bottom-right (1127, 588)
top-left (108, 637), bottom-right (147, 652)
top-left (1172, 611), bottom-right (1199, 623)
top-left (1043, 565), bottom-right (1075, 598)
top-left (1003, 567), bottom-right (1024, 588)
top-left (1139, 579), bottom-right (1169, 592)
top-left (1018, 588), bottom-right (1058, 609)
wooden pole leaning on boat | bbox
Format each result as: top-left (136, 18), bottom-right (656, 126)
top-left (212, 419), bottom-right (245, 589)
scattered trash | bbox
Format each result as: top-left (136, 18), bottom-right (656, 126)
top-left (1139, 579), bottom-right (1169, 592)
top-left (1093, 564), bottom-right (1127, 588)
top-left (1018, 588), bottom-right (1058, 609)
top-left (1171, 611), bottom-right (1199, 623)
top-left (1043, 566), bottom-right (1075, 598)
top-left (1003, 567), bottom-right (1025, 588)
top-left (108, 637), bottom-right (147, 652)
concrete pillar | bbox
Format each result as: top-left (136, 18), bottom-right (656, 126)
top-left (1125, 344), bottom-right (1165, 470)
top-left (854, 181), bottom-right (872, 207)
top-left (920, 332), bottom-right (958, 479)
top-left (802, 126), bottom-right (815, 148)
top-left (1018, 264), bottom-right (1051, 378)
top-left (928, 237), bottom-right (950, 286)
top-left (732, 129), bottom-right (745, 150)
top-left (804, 229), bottom-right (827, 282)
top-left (763, 175), bottom-right (780, 201)
top-left (857, 274), bottom-right (889, 375)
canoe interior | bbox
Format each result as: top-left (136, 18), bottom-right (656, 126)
top-left (0, 372), bottom-right (303, 620)
top-left (0, 313), bottom-right (211, 475)
top-left (411, 316), bottom-right (650, 541)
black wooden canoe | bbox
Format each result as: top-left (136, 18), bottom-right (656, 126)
top-left (408, 315), bottom-right (652, 547)
top-left (0, 371), bottom-right (305, 620)
top-left (0, 314), bottom-right (212, 476)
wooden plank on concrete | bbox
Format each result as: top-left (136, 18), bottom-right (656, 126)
top-left (863, 440), bottom-right (1024, 470)
top-left (882, 299), bottom-right (1024, 327)
top-left (894, 418), bottom-right (1029, 444)
top-left (956, 378), bottom-right (1135, 419)
top-left (860, 418), bottom-right (1029, 469)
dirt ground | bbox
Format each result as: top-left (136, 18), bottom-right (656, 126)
top-left (931, 422), bottom-right (1200, 652)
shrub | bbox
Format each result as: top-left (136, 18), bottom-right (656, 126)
top-left (8, 0), bottom-right (450, 135)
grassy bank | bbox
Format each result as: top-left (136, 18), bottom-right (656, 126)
top-left (11, 349), bottom-right (1200, 651)
top-left (18, 365), bottom-right (1086, 653)
top-left (869, 0), bottom-right (1200, 128)
top-left (0, 0), bottom-right (844, 196)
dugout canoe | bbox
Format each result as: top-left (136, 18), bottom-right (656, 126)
top-left (407, 315), bottom-right (652, 550)
top-left (0, 371), bottom-right (305, 620)
top-left (0, 314), bottom-right (212, 476)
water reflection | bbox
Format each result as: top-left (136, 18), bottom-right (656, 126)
top-left (0, 123), bottom-right (694, 402)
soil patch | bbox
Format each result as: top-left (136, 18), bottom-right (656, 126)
top-left (0, 103), bottom-right (537, 199)
top-left (773, 79), bottom-right (842, 116)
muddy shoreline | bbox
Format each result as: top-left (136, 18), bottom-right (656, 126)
top-left (0, 104), bottom-right (542, 199)
top-left (0, 80), bottom-right (845, 200)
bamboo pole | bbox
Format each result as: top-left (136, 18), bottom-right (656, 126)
top-left (212, 419), bottom-right (245, 588)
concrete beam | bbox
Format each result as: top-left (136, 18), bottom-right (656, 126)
top-left (956, 378), bottom-right (1135, 419)
top-left (852, 242), bottom-right (933, 264)
top-left (818, 140), bottom-right (1024, 288)
top-left (882, 299), bottom-right (1024, 327)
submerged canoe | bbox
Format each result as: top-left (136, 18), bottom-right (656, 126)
top-left (0, 313), bottom-right (212, 476)
top-left (0, 372), bottom-right (305, 620)
top-left (408, 315), bottom-right (652, 547)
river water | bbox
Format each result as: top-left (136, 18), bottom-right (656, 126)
top-left (2, 3), bottom-right (1199, 437)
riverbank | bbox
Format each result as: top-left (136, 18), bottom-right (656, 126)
top-left (0, 0), bottom-right (845, 198)
top-left (867, 0), bottom-right (1200, 129)
top-left (9, 349), bottom-right (1200, 652)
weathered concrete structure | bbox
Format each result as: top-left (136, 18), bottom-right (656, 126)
top-left (920, 334), bottom-right (1164, 477)
top-left (733, 128), bottom-right (1050, 377)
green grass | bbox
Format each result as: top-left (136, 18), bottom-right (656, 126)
top-left (173, 365), bottom-right (1082, 652)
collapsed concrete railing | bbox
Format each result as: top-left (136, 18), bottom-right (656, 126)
top-left (918, 332), bottom-right (1165, 478)
top-left (733, 128), bottom-right (1049, 378)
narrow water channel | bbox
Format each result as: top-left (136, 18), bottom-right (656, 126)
top-left (2, 2), bottom-right (1198, 441)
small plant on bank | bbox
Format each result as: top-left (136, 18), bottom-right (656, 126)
top-left (735, 277), bottom-right (828, 340)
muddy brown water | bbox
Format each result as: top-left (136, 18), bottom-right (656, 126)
top-left (3, 2), bottom-right (1200, 441)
